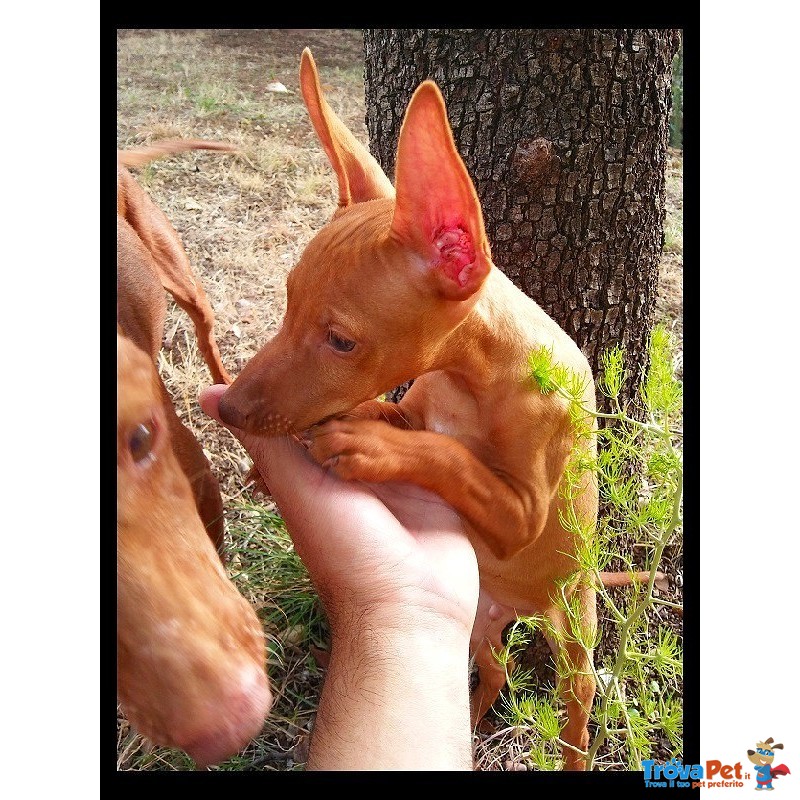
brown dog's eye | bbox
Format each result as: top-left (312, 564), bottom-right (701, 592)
top-left (129, 422), bottom-right (155, 463)
top-left (327, 330), bottom-right (356, 353)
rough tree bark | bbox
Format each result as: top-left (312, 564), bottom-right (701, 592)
top-left (364, 29), bottom-right (681, 413)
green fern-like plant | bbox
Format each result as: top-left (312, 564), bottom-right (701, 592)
top-left (497, 324), bottom-right (683, 770)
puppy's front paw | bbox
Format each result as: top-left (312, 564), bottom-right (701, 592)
top-left (306, 419), bottom-right (396, 482)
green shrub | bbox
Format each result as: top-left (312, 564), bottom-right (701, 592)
top-left (494, 324), bottom-right (683, 770)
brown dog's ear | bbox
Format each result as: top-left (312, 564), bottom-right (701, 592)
top-left (773, 743), bottom-right (784, 749)
top-left (117, 167), bottom-right (231, 386)
top-left (390, 81), bottom-right (492, 301)
top-left (300, 48), bottom-right (394, 206)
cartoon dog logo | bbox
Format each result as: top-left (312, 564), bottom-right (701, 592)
top-left (747, 738), bottom-right (791, 790)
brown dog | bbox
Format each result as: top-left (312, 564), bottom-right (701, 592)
top-left (117, 142), bottom-right (271, 766)
top-left (219, 51), bottom-right (606, 769)
top-left (117, 141), bottom-right (234, 547)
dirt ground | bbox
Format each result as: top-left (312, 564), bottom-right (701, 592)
top-left (117, 28), bottom-right (683, 771)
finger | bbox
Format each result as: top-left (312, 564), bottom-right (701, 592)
top-left (198, 384), bottom-right (238, 430)
top-left (198, 385), bottom-right (380, 531)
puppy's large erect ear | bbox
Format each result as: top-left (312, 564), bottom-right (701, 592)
top-left (300, 48), bottom-right (394, 206)
top-left (390, 81), bottom-right (492, 301)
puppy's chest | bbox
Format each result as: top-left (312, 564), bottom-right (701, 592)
top-left (408, 372), bottom-right (500, 460)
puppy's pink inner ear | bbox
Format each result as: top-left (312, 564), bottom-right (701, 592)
top-left (434, 225), bottom-right (476, 288)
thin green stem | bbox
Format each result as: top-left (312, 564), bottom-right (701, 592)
top-left (551, 380), bottom-right (682, 438)
top-left (625, 652), bottom-right (682, 669)
top-left (651, 597), bottom-right (684, 612)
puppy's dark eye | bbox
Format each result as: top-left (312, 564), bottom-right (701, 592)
top-left (129, 421), bottom-right (156, 463)
top-left (327, 329), bottom-right (356, 353)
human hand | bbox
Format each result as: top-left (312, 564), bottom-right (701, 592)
top-left (199, 385), bottom-right (479, 640)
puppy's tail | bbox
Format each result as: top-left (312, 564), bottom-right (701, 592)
top-left (598, 570), bottom-right (666, 588)
top-left (597, 570), bottom-right (681, 616)
top-left (117, 139), bottom-right (237, 169)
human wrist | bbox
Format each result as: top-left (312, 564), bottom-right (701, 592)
top-left (320, 574), bottom-right (477, 646)
top-left (309, 607), bottom-right (474, 770)
top-left (328, 598), bottom-right (473, 656)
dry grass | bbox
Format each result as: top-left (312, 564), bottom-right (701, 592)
top-left (117, 29), bottom-right (366, 505)
top-left (117, 29), bottom-right (683, 771)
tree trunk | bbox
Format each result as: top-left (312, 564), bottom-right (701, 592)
top-left (364, 29), bottom-right (680, 413)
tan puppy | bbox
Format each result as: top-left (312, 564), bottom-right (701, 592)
top-left (219, 51), bottom-right (599, 769)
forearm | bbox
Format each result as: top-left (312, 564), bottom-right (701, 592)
top-left (307, 609), bottom-right (474, 770)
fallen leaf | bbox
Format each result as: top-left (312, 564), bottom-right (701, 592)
top-left (265, 81), bottom-right (289, 93)
top-left (596, 668), bottom-right (614, 692)
top-left (654, 573), bottom-right (670, 593)
top-left (284, 624), bottom-right (305, 646)
top-left (163, 319), bottom-right (180, 350)
top-left (292, 733), bottom-right (310, 764)
top-left (310, 645), bottom-right (331, 670)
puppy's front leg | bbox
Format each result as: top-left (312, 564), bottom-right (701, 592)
top-left (306, 419), bottom-right (546, 560)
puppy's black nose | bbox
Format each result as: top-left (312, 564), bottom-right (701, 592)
top-left (218, 392), bottom-right (248, 429)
